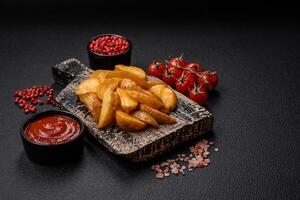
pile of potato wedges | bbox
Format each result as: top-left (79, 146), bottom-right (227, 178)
top-left (75, 64), bottom-right (177, 132)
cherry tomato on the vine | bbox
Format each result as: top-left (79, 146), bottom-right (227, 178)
top-left (162, 68), bottom-right (178, 87)
top-left (168, 55), bottom-right (186, 69)
top-left (189, 84), bottom-right (208, 105)
top-left (201, 70), bottom-right (218, 91)
top-left (183, 63), bottom-right (202, 80)
top-left (197, 75), bottom-right (210, 91)
top-left (148, 61), bottom-right (166, 79)
top-left (185, 62), bottom-right (203, 73)
top-left (175, 74), bottom-right (195, 95)
top-left (165, 65), bottom-right (183, 80)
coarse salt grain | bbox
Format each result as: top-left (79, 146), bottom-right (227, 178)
top-left (152, 139), bottom-right (216, 180)
top-left (156, 172), bottom-right (164, 179)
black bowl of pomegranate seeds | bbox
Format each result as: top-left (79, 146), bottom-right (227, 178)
top-left (87, 33), bottom-right (132, 70)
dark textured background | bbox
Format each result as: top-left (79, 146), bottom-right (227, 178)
top-left (0, 1), bottom-right (299, 200)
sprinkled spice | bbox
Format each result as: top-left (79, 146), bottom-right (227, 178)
top-left (14, 85), bottom-right (57, 114)
top-left (151, 139), bottom-right (217, 179)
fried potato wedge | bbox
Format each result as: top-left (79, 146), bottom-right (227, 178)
top-left (90, 70), bottom-right (110, 79)
top-left (116, 110), bottom-right (147, 132)
top-left (113, 91), bottom-right (121, 109)
top-left (76, 77), bottom-right (101, 95)
top-left (115, 64), bottom-right (146, 80)
top-left (139, 104), bottom-right (176, 124)
top-left (104, 71), bottom-right (126, 79)
top-left (119, 78), bottom-right (138, 89)
top-left (161, 87), bottom-right (177, 111)
top-left (149, 84), bottom-right (177, 111)
top-left (96, 78), bottom-right (121, 100)
top-left (149, 84), bottom-right (165, 97)
top-left (115, 65), bottom-right (147, 88)
top-left (79, 93), bottom-right (102, 122)
top-left (125, 89), bottom-right (164, 110)
top-left (124, 84), bottom-right (156, 97)
top-left (117, 88), bottom-right (138, 113)
top-left (132, 111), bottom-right (158, 127)
top-left (144, 79), bottom-right (167, 90)
top-left (98, 88), bottom-right (115, 129)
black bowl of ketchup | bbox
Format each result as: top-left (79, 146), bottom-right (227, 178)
top-left (20, 110), bottom-right (85, 165)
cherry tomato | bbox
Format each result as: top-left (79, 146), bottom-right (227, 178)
top-left (175, 74), bottom-right (195, 95)
top-left (189, 84), bottom-right (208, 105)
top-left (168, 55), bottom-right (186, 69)
top-left (148, 61), bottom-right (166, 79)
top-left (166, 65), bottom-right (183, 79)
top-left (197, 75), bottom-right (210, 91)
top-left (185, 62), bottom-right (203, 72)
top-left (201, 70), bottom-right (219, 91)
top-left (162, 67), bottom-right (177, 87)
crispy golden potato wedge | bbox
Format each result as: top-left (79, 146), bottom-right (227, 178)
top-left (144, 79), bottom-right (167, 89)
top-left (79, 93), bottom-right (102, 122)
top-left (161, 87), bottom-right (177, 111)
top-left (116, 110), bottom-right (147, 132)
top-left (138, 87), bottom-right (156, 97)
top-left (139, 104), bottom-right (176, 124)
top-left (104, 71), bottom-right (126, 79)
top-left (149, 84), bottom-right (177, 111)
top-left (98, 88), bottom-right (115, 129)
top-left (96, 78), bottom-right (121, 100)
top-left (125, 84), bottom-right (156, 97)
top-left (115, 65), bottom-right (146, 80)
top-left (117, 88), bottom-right (138, 113)
top-left (132, 111), bottom-right (158, 127)
top-left (115, 65), bottom-right (148, 88)
top-left (113, 91), bottom-right (121, 109)
top-left (119, 78), bottom-right (138, 89)
top-left (149, 84), bottom-right (165, 97)
top-left (160, 107), bottom-right (170, 114)
top-left (90, 70), bottom-right (110, 79)
top-left (76, 77), bottom-right (101, 95)
top-left (125, 89), bottom-right (164, 110)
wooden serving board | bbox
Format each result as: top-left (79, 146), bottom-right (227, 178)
top-left (53, 58), bottom-right (213, 162)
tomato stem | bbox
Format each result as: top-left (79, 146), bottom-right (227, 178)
top-left (165, 60), bottom-right (208, 84)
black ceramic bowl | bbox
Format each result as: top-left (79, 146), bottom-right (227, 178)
top-left (20, 110), bottom-right (85, 165)
top-left (87, 33), bottom-right (132, 70)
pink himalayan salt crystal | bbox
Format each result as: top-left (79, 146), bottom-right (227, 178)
top-left (152, 139), bottom-right (216, 180)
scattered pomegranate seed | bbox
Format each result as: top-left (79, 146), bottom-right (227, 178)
top-left (151, 139), bottom-right (218, 180)
top-left (14, 85), bottom-right (57, 114)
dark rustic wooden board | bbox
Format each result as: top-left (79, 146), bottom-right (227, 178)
top-left (54, 59), bottom-right (213, 161)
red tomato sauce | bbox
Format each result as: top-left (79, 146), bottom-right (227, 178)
top-left (25, 115), bottom-right (81, 145)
